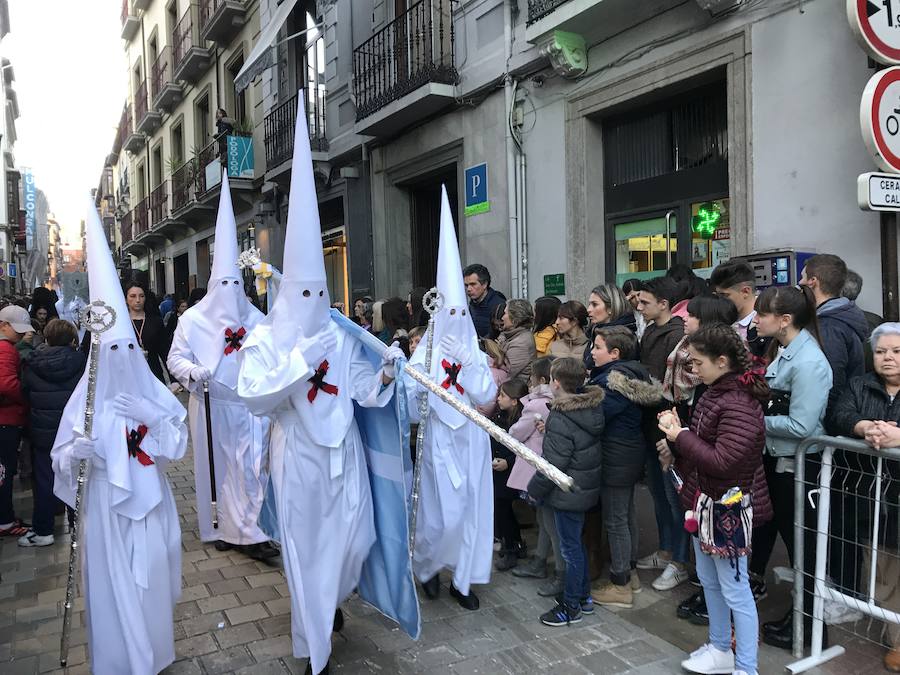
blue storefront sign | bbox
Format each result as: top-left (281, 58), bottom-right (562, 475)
top-left (227, 135), bottom-right (254, 179)
top-left (23, 169), bottom-right (35, 250)
top-left (464, 163), bottom-right (489, 216)
top-left (8, 262), bottom-right (16, 278)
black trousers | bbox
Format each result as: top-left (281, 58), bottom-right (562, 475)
top-left (494, 496), bottom-right (521, 548)
top-left (30, 443), bottom-right (56, 536)
top-left (0, 425), bottom-right (22, 524)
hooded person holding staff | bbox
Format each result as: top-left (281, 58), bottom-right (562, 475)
top-left (51, 202), bottom-right (188, 675)
top-left (167, 173), bottom-right (275, 560)
top-left (237, 97), bottom-right (419, 675)
top-left (406, 186), bottom-right (497, 610)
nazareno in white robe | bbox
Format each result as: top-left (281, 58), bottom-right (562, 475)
top-left (405, 347), bottom-right (496, 595)
top-left (237, 319), bottom-right (393, 674)
top-left (52, 346), bottom-right (188, 675)
top-left (167, 320), bottom-right (271, 544)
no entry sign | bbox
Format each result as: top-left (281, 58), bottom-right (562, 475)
top-left (861, 66), bottom-right (900, 172)
top-left (848, 0), bottom-right (900, 64)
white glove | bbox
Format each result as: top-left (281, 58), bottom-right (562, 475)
top-left (71, 437), bottom-right (96, 460)
top-left (382, 341), bottom-right (404, 379)
top-left (439, 336), bottom-right (472, 367)
top-left (113, 393), bottom-right (164, 430)
top-left (190, 366), bottom-right (211, 383)
top-left (297, 329), bottom-right (338, 367)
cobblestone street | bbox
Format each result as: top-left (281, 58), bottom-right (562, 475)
top-left (0, 431), bottom-right (878, 674)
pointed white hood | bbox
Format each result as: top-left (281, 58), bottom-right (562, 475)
top-left (273, 94), bottom-right (331, 338)
top-left (180, 173), bottom-right (263, 387)
top-left (55, 201), bottom-right (185, 522)
top-left (85, 199), bottom-right (133, 343)
top-left (408, 185), bottom-right (481, 429)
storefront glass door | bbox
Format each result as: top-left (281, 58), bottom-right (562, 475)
top-left (612, 211), bottom-right (677, 287)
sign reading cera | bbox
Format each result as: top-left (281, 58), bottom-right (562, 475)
top-left (859, 171), bottom-right (900, 210)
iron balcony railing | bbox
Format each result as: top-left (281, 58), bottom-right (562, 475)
top-left (352, 0), bottom-right (458, 121)
top-left (120, 209), bottom-right (133, 245)
top-left (199, 0), bottom-right (218, 29)
top-left (133, 197), bottom-right (150, 238)
top-left (149, 181), bottom-right (169, 224)
top-left (150, 46), bottom-right (173, 100)
top-left (113, 104), bottom-right (130, 156)
top-left (171, 159), bottom-right (194, 212)
top-left (134, 79), bottom-right (149, 125)
top-left (264, 89), bottom-right (327, 170)
top-left (195, 138), bottom-right (219, 194)
top-left (173, 4), bottom-right (199, 73)
top-left (121, 0), bottom-right (130, 26)
top-left (526, 0), bottom-right (572, 25)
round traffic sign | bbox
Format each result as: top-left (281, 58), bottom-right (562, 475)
top-left (849, 0), bottom-right (900, 64)
top-left (861, 66), bottom-right (900, 172)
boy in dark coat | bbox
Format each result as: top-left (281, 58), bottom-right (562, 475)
top-left (528, 357), bottom-right (603, 626)
top-left (588, 326), bottom-right (662, 608)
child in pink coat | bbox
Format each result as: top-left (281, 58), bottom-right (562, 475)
top-left (506, 357), bottom-right (563, 592)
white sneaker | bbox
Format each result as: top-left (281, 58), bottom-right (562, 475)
top-left (18, 530), bottom-right (54, 547)
top-left (652, 562), bottom-right (689, 590)
top-left (680, 643), bottom-right (734, 674)
top-left (636, 550), bottom-right (671, 570)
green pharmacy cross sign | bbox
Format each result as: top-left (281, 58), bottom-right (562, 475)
top-left (691, 202), bottom-right (721, 239)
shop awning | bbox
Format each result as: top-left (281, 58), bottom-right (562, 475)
top-left (234, 0), bottom-right (298, 93)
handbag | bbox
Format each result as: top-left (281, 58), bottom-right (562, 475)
top-left (694, 490), bottom-right (754, 579)
top-left (765, 389), bottom-right (791, 417)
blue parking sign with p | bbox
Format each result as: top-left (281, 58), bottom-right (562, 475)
top-left (464, 163), bottom-right (489, 216)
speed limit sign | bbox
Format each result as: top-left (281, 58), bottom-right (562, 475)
top-left (849, 0), bottom-right (900, 64)
top-left (861, 67), bottom-right (900, 172)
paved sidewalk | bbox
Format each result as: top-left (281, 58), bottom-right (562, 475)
top-left (0, 432), bottom-right (881, 674)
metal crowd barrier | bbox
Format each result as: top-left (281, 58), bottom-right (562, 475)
top-left (788, 435), bottom-right (900, 673)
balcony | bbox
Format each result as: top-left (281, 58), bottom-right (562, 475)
top-left (171, 159), bottom-right (196, 214)
top-left (120, 210), bottom-right (134, 249)
top-left (123, 105), bottom-right (145, 154)
top-left (120, 0), bottom-right (139, 41)
top-left (133, 198), bottom-right (150, 240)
top-left (264, 90), bottom-right (327, 178)
top-left (151, 46), bottom-right (183, 112)
top-left (352, 0), bottom-right (458, 137)
top-left (527, 0), bottom-right (572, 25)
top-left (171, 135), bottom-right (255, 223)
top-left (524, 0), bottom-right (683, 47)
top-left (173, 3), bottom-right (214, 84)
top-left (110, 105), bottom-right (130, 163)
top-left (134, 80), bottom-right (162, 135)
top-left (199, 0), bottom-right (247, 45)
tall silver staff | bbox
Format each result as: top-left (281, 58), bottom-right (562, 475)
top-left (409, 288), bottom-right (443, 551)
top-left (60, 300), bottom-right (116, 667)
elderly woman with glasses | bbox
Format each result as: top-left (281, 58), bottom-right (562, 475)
top-left (829, 322), bottom-right (900, 672)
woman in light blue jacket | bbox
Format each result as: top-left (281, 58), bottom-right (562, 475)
top-left (748, 285), bottom-right (833, 651)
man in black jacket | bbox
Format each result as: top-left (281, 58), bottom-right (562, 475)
top-left (798, 254), bottom-right (870, 612)
top-left (463, 264), bottom-right (506, 338)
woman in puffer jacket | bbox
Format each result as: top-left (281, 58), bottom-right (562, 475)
top-left (657, 324), bottom-right (772, 675)
top-left (18, 319), bottom-right (86, 546)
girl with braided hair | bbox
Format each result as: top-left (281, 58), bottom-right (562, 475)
top-left (656, 323), bottom-right (772, 675)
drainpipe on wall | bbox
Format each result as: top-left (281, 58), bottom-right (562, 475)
top-left (504, 0), bottom-right (521, 299)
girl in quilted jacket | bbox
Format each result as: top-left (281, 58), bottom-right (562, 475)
top-left (657, 324), bottom-right (772, 675)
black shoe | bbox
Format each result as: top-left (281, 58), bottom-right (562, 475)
top-left (687, 595), bottom-right (709, 626)
top-left (214, 540), bottom-right (232, 551)
top-left (495, 550), bottom-right (519, 572)
top-left (762, 619), bottom-right (828, 651)
top-left (763, 609), bottom-right (792, 636)
top-left (749, 572), bottom-right (768, 603)
top-left (449, 584), bottom-right (479, 611)
top-left (689, 571), bottom-right (701, 588)
top-left (304, 659), bottom-right (330, 675)
top-left (514, 541), bottom-right (528, 559)
top-left (421, 574), bottom-right (440, 599)
top-left (243, 541), bottom-right (280, 561)
top-left (332, 608), bottom-right (344, 633)
top-left (512, 557), bottom-right (547, 579)
top-left (677, 591), bottom-right (704, 620)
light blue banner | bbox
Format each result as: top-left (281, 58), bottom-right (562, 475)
top-left (23, 169), bottom-right (35, 250)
